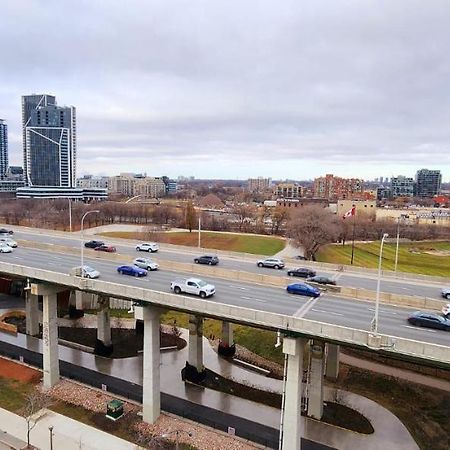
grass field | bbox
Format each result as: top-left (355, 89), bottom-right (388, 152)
top-left (100, 231), bottom-right (285, 255)
top-left (316, 240), bottom-right (450, 277)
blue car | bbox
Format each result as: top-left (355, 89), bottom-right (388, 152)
top-left (286, 282), bottom-right (320, 298)
top-left (117, 265), bottom-right (148, 277)
top-left (407, 311), bottom-right (450, 331)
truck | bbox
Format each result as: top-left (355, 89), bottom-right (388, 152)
top-left (170, 277), bottom-right (215, 298)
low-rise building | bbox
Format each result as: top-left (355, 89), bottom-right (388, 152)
top-left (77, 175), bottom-right (109, 189)
top-left (16, 186), bottom-right (108, 201)
top-left (275, 182), bottom-right (304, 199)
top-left (336, 199), bottom-right (376, 218)
top-left (376, 207), bottom-right (450, 227)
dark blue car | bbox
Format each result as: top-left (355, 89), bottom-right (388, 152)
top-left (286, 283), bottom-right (320, 298)
top-left (117, 265), bottom-right (148, 277)
top-left (407, 311), bottom-right (450, 331)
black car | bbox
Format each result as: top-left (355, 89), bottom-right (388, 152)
top-left (194, 255), bottom-right (219, 265)
top-left (306, 275), bottom-right (337, 285)
top-left (0, 228), bottom-right (13, 235)
top-left (287, 268), bottom-right (316, 278)
top-left (84, 240), bottom-right (104, 249)
top-left (407, 311), bottom-right (450, 331)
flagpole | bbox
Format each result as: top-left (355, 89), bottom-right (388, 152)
top-left (350, 213), bottom-right (356, 265)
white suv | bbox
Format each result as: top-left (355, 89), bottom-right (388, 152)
top-left (135, 242), bottom-right (159, 253)
top-left (257, 257), bottom-right (285, 269)
top-left (133, 257), bottom-right (159, 271)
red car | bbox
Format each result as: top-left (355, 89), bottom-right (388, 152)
top-left (94, 245), bottom-right (116, 253)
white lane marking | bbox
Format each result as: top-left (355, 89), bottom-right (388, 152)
top-left (293, 295), bottom-right (321, 318)
top-left (229, 285), bottom-right (247, 290)
top-left (403, 325), bottom-right (437, 333)
top-left (311, 309), bottom-right (344, 317)
top-left (368, 307), bottom-right (397, 315)
top-left (333, 273), bottom-right (343, 281)
top-left (240, 296), bottom-right (267, 303)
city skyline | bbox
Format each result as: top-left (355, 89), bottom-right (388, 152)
top-left (1, 1), bottom-right (450, 181)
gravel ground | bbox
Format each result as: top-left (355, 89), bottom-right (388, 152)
top-left (44, 380), bottom-right (263, 450)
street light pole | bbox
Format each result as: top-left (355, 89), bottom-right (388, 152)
top-left (394, 217), bottom-right (400, 273)
top-left (49, 425), bottom-right (54, 450)
top-left (198, 216), bottom-right (201, 249)
top-left (80, 210), bottom-right (99, 276)
top-left (373, 233), bottom-right (388, 335)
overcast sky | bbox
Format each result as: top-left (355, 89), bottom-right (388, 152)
top-left (1, 0), bottom-right (449, 181)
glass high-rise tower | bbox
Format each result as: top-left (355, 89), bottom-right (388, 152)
top-left (415, 168), bottom-right (442, 198)
top-left (0, 119), bottom-right (7, 178)
top-left (22, 94), bottom-right (77, 187)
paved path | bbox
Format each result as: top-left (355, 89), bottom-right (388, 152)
top-left (0, 407), bottom-right (137, 450)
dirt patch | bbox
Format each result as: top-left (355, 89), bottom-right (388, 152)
top-left (423, 250), bottom-right (450, 256)
top-left (0, 357), bottom-right (41, 383)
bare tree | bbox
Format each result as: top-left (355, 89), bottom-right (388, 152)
top-left (184, 201), bottom-right (197, 232)
top-left (287, 206), bottom-right (341, 260)
top-left (270, 206), bottom-right (290, 235)
top-left (21, 391), bottom-right (53, 447)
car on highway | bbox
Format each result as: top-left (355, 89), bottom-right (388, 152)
top-left (287, 267), bottom-right (316, 278)
top-left (0, 237), bottom-right (17, 248)
top-left (136, 242), bottom-right (159, 253)
top-left (286, 282), bottom-right (320, 298)
top-left (94, 244), bottom-right (117, 253)
top-left (0, 242), bottom-right (13, 253)
top-left (194, 255), bottom-right (219, 265)
top-left (133, 257), bottom-right (159, 271)
top-left (117, 265), bottom-right (148, 277)
top-left (170, 277), bottom-right (215, 298)
top-left (294, 255), bottom-right (307, 260)
top-left (257, 258), bottom-right (285, 269)
top-left (441, 287), bottom-right (450, 300)
top-left (0, 228), bottom-right (13, 235)
top-left (306, 275), bottom-right (336, 285)
top-left (84, 240), bottom-right (104, 249)
top-left (407, 311), bottom-right (450, 331)
top-left (70, 265), bottom-right (100, 279)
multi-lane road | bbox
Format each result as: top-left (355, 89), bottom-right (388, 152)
top-left (1, 232), bottom-right (450, 347)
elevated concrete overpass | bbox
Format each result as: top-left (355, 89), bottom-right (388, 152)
top-left (1, 261), bottom-right (449, 449)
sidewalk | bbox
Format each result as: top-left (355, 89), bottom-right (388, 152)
top-left (0, 407), bottom-right (137, 450)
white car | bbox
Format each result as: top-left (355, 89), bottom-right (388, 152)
top-left (135, 242), bottom-right (159, 253)
top-left (0, 237), bottom-right (17, 248)
top-left (70, 265), bottom-right (100, 279)
top-left (0, 242), bottom-right (13, 253)
top-left (133, 257), bottom-right (159, 271)
top-left (257, 257), bottom-right (285, 269)
top-left (170, 277), bottom-right (215, 298)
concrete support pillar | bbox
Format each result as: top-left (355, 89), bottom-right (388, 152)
top-left (282, 337), bottom-right (304, 450)
top-left (42, 293), bottom-right (59, 389)
top-left (142, 306), bottom-right (161, 424)
top-left (308, 340), bottom-right (325, 420)
top-left (25, 293), bottom-right (40, 336)
top-left (188, 315), bottom-right (204, 372)
top-left (96, 296), bottom-right (111, 346)
top-left (75, 291), bottom-right (84, 310)
top-left (221, 321), bottom-right (233, 346)
top-left (75, 291), bottom-right (94, 310)
top-left (325, 344), bottom-right (340, 381)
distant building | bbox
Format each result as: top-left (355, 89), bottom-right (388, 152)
top-left (313, 174), bottom-right (363, 200)
top-left (416, 169), bottom-right (442, 198)
top-left (22, 94), bottom-right (76, 187)
top-left (376, 186), bottom-right (391, 201)
top-left (275, 182), bottom-right (304, 199)
top-left (16, 186), bottom-right (107, 200)
top-left (337, 199), bottom-right (376, 218)
top-left (109, 173), bottom-right (166, 198)
top-left (390, 175), bottom-right (415, 198)
top-left (0, 119), bottom-right (8, 178)
top-left (248, 177), bottom-right (272, 193)
top-left (77, 175), bottom-right (109, 189)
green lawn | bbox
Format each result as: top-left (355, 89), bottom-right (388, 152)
top-left (100, 231), bottom-right (285, 256)
top-left (316, 240), bottom-right (450, 277)
top-left (0, 378), bottom-right (34, 412)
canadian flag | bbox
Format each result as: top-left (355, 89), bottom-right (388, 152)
top-left (343, 206), bottom-right (356, 219)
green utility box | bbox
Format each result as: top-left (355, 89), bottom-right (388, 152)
top-left (106, 399), bottom-right (124, 421)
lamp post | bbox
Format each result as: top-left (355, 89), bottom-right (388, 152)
top-left (162, 430), bottom-right (193, 450)
top-left (394, 214), bottom-right (409, 274)
top-left (372, 233), bottom-right (388, 335)
top-left (48, 425), bottom-right (54, 450)
top-left (198, 216), bottom-right (201, 248)
top-left (80, 210), bottom-right (99, 276)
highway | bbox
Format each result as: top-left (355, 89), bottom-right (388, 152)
top-left (10, 228), bottom-right (449, 300)
top-left (1, 244), bottom-right (450, 348)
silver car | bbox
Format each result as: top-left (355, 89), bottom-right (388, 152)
top-left (70, 265), bottom-right (100, 279)
top-left (442, 287), bottom-right (450, 300)
top-left (0, 237), bottom-right (17, 248)
top-left (0, 242), bottom-right (13, 253)
top-left (257, 257), bottom-right (285, 269)
top-left (133, 257), bottom-right (159, 271)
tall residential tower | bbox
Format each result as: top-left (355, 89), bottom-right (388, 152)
top-left (415, 168), bottom-right (441, 198)
top-left (0, 119), bottom-right (8, 178)
top-left (22, 94), bottom-right (77, 187)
